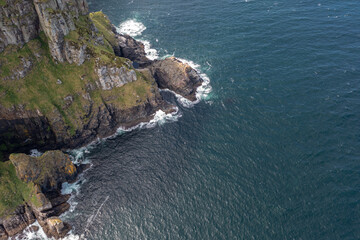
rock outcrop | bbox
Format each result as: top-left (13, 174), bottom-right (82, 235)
top-left (150, 57), bottom-right (203, 101)
top-left (96, 65), bottom-right (137, 90)
top-left (10, 150), bottom-right (77, 192)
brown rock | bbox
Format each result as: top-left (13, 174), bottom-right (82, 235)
top-left (150, 57), bottom-right (203, 101)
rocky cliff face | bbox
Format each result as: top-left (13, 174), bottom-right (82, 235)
top-left (33, 0), bottom-right (88, 62)
top-left (0, 0), bottom-right (39, 52)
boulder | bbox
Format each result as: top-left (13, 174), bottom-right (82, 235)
top-left (150, 57), bottom-right (203, 101)
top-left (9, 151), bottom-right (77, 192)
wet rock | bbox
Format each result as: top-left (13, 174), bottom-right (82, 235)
top-left (9, 150), bottom-right (77, 192)
top-left (0, 224), bottom-right (7, 240)
top-left (115, 33), bottom-right (151, 67)
top-left (29, 225), bottom-right (40, 232)
top-left (44, 217), bottom-right (71, 239)
top-left (150, 57), bottom-right (203, 101)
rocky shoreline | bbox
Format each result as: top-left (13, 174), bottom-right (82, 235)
top-left (0, 0), bottom-right (205, 238)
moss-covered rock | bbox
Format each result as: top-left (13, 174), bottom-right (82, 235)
top-left (9, 150), bottom-right (77, 192)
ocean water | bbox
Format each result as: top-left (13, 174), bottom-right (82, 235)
top-left (28, 0), bottom-right (360, 239)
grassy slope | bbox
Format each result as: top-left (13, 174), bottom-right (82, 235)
top-left (0, 161), bottom-right (40, 217)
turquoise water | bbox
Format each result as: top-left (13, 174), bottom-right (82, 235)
top-left (64, 0), bottom-right (360, 239)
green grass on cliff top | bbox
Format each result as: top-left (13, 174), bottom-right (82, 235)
top-left (0, 161), bottom-right (39, 218)
top-left (0, 14), bottom-right (157, 138)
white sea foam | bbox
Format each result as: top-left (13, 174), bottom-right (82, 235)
top-left (30, 149), bottom-right (43, 157)
top-left (117, 19), bottom-right (146, 37)
top-left (15, 221), bottom-right (82, 240)
top-left (141, 39), bottom-right (159, 60)
top-left (117, 107), bottom-right (180, 133)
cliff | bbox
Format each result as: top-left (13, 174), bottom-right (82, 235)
top-left (0, 0), bottom-right (204, 238)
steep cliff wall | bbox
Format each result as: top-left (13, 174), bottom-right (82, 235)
top-left (0, 0), bottom-right (39, 52)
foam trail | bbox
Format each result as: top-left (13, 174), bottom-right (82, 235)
top-left (117, 108), bottom-right (181, 133)
top-left (82, 196), bottom-right (110, 239)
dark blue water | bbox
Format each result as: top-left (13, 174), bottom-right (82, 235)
top-left (65, 0), bottom-right (360, 239)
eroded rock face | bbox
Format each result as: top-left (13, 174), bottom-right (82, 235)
top-left (0, 0), bottom-right (39, 52)
top-left (150, 57), bottom-right (203, 101)
top-left (9, 150), bottom-right (77, 192)
top-left (33, 0), bottom-right (89, 62)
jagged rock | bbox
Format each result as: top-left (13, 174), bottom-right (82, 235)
top-left (96, 65), bottom-right (137, 90)
top-left (33, 0), bottom-right (88, 62)
top-left (0, 0), bottom-right (39, 52)
top-left (150, 57), bottom-right (203, 101)
top-left (115, 33), bottom-right (151, 67)
top-left (1, 205), bottom-right (35, 237)
top-left (9, 150), bottom-right (77, 192)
